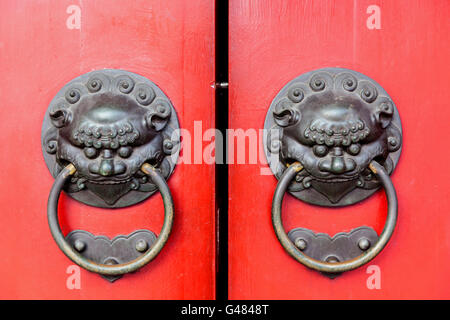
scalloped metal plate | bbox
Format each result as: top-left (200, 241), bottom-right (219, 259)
top-left (66, 229), bottom-right (157, 282)
top-left (287, 226), bottom-right (379, 278)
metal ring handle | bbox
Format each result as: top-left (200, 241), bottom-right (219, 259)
top-left (47, 163), bottom-right (174, 276)
top-left (272, 161), bottom-right (397, 273)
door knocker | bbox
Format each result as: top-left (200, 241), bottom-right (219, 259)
top-left (263, 68), bottom-right (402, 277)
top-left (42, 69), bottom-right (180, 281)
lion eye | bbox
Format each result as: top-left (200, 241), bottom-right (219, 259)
top-left (118, 146), bottom-right (132, 158)
top-left (313, 145), bottom-right (328, 157)
top-left (347, 144), bottom-right (361, 155)
top-left (84, 147), bottom-right (98, 159)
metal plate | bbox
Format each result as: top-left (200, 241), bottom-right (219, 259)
top-left (288, 226), bottom-right (379, 278)
top-left (263, 68), bottom-right (402, 207)
top-left (66, 229), bottom-right (157, 282)
top-left (41, 69), bottom-right (180, 208)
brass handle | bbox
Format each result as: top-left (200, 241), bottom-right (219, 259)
top-left (272, 161), bottom-right (397, 274)
top-left (47, 163), bottom-right (174, 276)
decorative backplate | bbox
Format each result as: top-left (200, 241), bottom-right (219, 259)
top-left (288, 227), bottom-right (379, 278)
top-left (66, 229), bottom-right (157, 282)
top-left (41, 69), bottom-right (180, 208)
top-left (263, 68), bottom-right (402, 206)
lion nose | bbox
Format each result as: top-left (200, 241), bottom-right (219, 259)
top-left (98, 149), bottom-right (114, 176)
top-left (318, 147), bottom-right (356, 174)
top-left (330, 156), bottom-right (346, 174)
top-left (99, 159), bottom-right (114, 176)
top-left (88, 149), bottom-right (126, 176)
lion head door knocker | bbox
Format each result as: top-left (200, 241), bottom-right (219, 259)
top-left (42, 69), bottom-right (180, 281)
top-left (264, 68), bottom-right (402, 277)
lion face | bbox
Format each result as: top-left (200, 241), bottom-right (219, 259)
top-left (265, 69), bottom-right (402, 205)
top-left (42, 70), bottom-right (179, 207)
top-left (280, 95), bottom-right (390, 182)
top-left (56, 93), bottom-right (167, 185)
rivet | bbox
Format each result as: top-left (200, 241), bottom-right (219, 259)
top-left (104, 257), bottom-right (119, 265)
top-left (358, 238), bottom-right (371, 251)
top-left (294, 238), bottom-right (307, 251)
top-left (139, 92), bottom-right (147, 99)
top-left (74, 240), bottom-right (86, 252)
top-left (389, 137), bottom-right (397, 146)
top-left (271, 140), bottom-right (280, 149)
top-left (135, 239), bottom-right (148, 252)
top-left (164, 141), bottom-right (174, 150)
top-left (325, 255), bottom-right (340, 263)
top-left (157, 105), bottom-right (166, 113)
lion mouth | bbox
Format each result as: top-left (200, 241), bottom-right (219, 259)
top-left (309, 173), bottom-right (360, 183)
top-left (87, 177), bottom-right (133, 185)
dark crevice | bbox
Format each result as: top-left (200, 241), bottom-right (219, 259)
top-left (215, 0), bottom-right (228, 301)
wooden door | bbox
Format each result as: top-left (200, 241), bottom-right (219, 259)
top-left (229, 0), bottom-right (450, 299)
top-left (0, 0), bottom-right (215, 299)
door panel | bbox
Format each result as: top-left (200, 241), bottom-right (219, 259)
top-left (0, 0), bottom-right (215, 299)
top-left (229, 0), bottom-right (450, 299)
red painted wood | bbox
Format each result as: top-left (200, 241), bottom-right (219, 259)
top-left (0, 0), bottom-right (215, 299)
top-left (229, 0), bottom-right (450, 299)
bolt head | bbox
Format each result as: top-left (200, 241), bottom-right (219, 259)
top-left (388, 137), bottom-right (397, 146)
top-left (164, 141), bottom-right (174, 150)
top-left (294, 238), bottom-right (307, 251)
top-left (74, 240), bottom-right (86, 252)
top-left (135, 239), bottom-right (148, 252)
top-left (157, 105), bottom-right (166, 113)
top-left (103, 257), bottom-right (119, 265)
top-left (325, 255), bottom-right (340, 264)
top-left (270, 140), bottom-right (280, 150)
top-left (358, 238), bottom-right (371, 251)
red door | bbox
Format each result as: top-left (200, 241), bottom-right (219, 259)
top-left (0, 0), bottom-right (215, 299)
top-left (229, 0), bottom-right (450, 299)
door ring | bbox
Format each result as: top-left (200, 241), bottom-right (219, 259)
top-left (272, 161), bottom-right (397, 274)
top-left (47, 163), bottom-right (174, 276)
